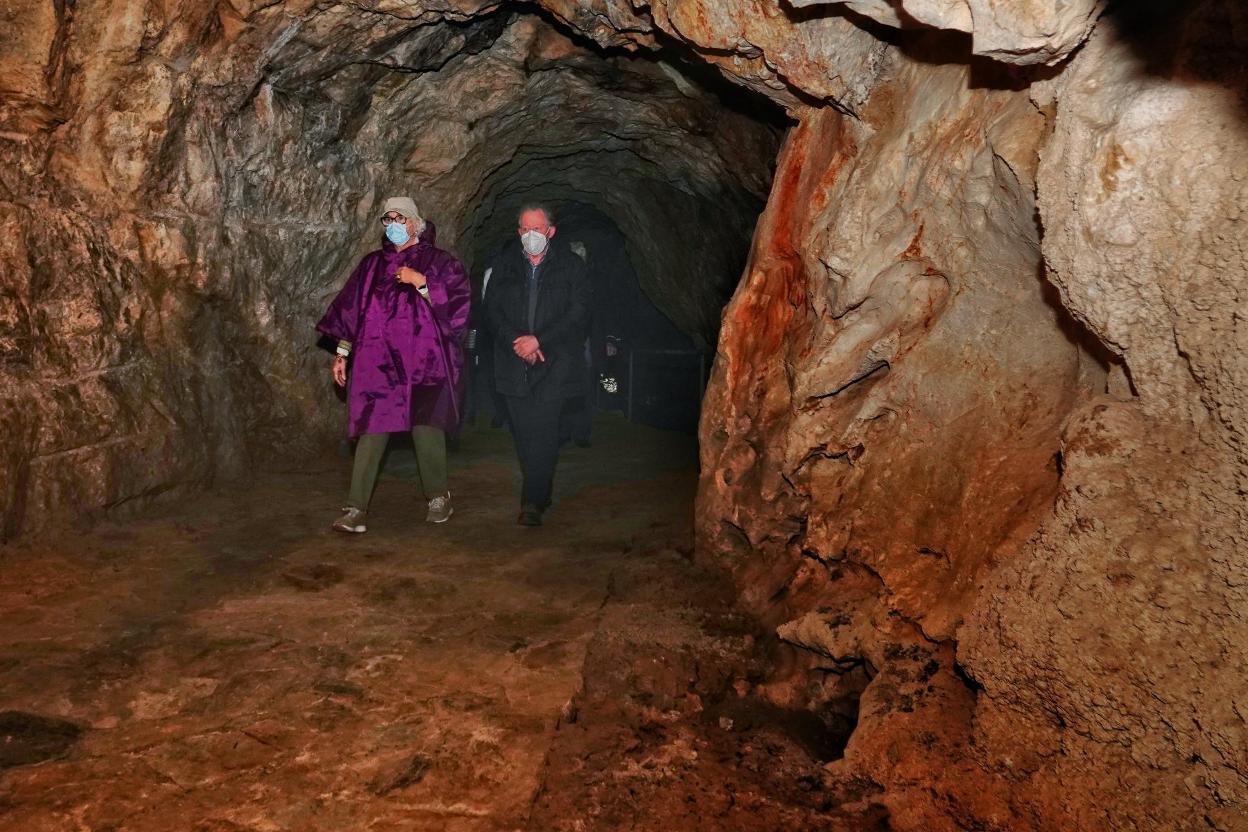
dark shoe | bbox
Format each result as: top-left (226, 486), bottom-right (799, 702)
top-left (517, 505), bottom-right (543, 526)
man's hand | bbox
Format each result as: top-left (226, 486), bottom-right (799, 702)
top-left (522, 349), bottom-right (547, 366)
top-left (396, 267), bottom-right (427, 289)
top-left (513, 335), bottom-right (541, 361)
top-left (332, 355), bottom-right (348, 387)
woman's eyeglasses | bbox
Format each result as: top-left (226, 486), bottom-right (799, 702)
top-left (380, 213), bottom-right (407, 226)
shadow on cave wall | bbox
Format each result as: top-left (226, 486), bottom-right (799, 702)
top-left (1106, 0), bottom-right (1247, 110)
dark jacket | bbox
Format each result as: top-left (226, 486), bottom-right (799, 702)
top-left (485, 239), bottom-right (590, 401)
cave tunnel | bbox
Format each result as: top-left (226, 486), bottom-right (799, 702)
top-left (2, 0), bottom-right (1247, 829)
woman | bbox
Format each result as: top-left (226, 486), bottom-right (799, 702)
top-left (317, 196), bottom-right (471, 533)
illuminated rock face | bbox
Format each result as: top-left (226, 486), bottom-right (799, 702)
top-left (3, 0), bottom-right (1246, 828)
top-left (686, 3), bottom-right (1247, 829)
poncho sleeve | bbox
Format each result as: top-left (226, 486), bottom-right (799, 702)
top-left (424, 252), bottom-right (472, 343)
top-left (316, 255), bottom-right (373, 345)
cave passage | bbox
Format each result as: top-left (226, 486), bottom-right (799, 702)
top-left (9, 0), bottom-right (1240, 827)
top-left (0, 6), bottom-right (850, 830)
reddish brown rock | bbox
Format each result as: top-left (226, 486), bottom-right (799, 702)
top-left (698, 53), bottom-right (1094, 639)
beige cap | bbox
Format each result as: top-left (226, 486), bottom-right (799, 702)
top-left (380, 196), bottom-right (420, 221)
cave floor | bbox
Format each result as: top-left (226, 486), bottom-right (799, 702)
top-left (0, 415), bottom-right (884, 831)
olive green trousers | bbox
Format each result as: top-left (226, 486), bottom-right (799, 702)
top-left (347, 427), bottom-right (447, 509)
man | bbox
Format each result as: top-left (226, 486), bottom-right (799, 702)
top-left (317, 197), bottom-right (471, 533)
top-left (485, 204), bottom-right (589, 526)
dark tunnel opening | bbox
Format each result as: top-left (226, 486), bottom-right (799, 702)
top-left (431, 11), bottom-right (787, 437)
top-left (269, 9), bottom-right (787, 479)
top-left (295, 9), bottom-right (790, 444)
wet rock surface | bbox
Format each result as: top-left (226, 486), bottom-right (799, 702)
top-left (0, 417), bottom-right (716, 830)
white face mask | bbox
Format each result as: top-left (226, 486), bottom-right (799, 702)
top-left (521, 230), bottom-right (549, 256)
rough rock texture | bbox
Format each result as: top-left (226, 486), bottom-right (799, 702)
top-left (681, 1), bottom-right (1248, 830)
top-left (802, 0), bottom-right (1103, 66)
top-left (698, 58), bottom-right (1094, 641)
top-left (694, 39), bottom-right (1109, 828)
top-left (0, 3), bottom-right (777, 538)
top-left (958, 7), bottom-right (1248, 830)
top-left (542, 0), bottom-right (890, 109)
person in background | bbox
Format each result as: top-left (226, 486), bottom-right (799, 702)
top-left (485, 204), bottom-right (589, 526)
top-left (560, 241), bottom-right (595, 448)
top-left (465, 259), bottom-right (508, 429)
top-left (317, 196), bottom-right (471, 533)
top-left (559, 240), bottom-right (626, 447)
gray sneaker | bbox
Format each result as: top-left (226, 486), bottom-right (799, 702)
top-left (426, 492), bottom-right (453, 523)
top-left (332, 507), bottom-right (367, 534)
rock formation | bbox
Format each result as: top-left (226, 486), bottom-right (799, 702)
top-left (681, 2), bottom-right (1247, 829)
top-left (2, 0), bottom-right (1245, 828)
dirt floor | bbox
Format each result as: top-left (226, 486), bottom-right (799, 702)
top-left (0, 415), bottom-right (887, 831)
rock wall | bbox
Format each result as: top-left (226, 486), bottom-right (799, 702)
top-left (674, 1), bottom-right (1247, 829)
top-left (958, 7), bottom-right (1248, 829)
top-left (693, 38), bottom-right (1112, 829)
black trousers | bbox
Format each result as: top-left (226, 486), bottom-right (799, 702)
top-left (505, 395), bottom-right (564, 508)
top-left (560, 370), bottom-right (595, 444)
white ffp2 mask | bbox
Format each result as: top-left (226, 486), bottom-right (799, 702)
top-left (521, 230), bottom-right (549, 256)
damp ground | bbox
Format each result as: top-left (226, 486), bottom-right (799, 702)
top-left (0, 415), bottom-right (884, 831)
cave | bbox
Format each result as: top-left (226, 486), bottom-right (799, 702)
top-left (1, 1), bottom-right (1245, 830)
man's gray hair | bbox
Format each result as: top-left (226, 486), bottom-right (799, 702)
top-left (518, 203), bottom-right (555, 225)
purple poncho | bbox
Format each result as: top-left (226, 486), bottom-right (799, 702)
top-left (317, 222), bottom-right (471, 437)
